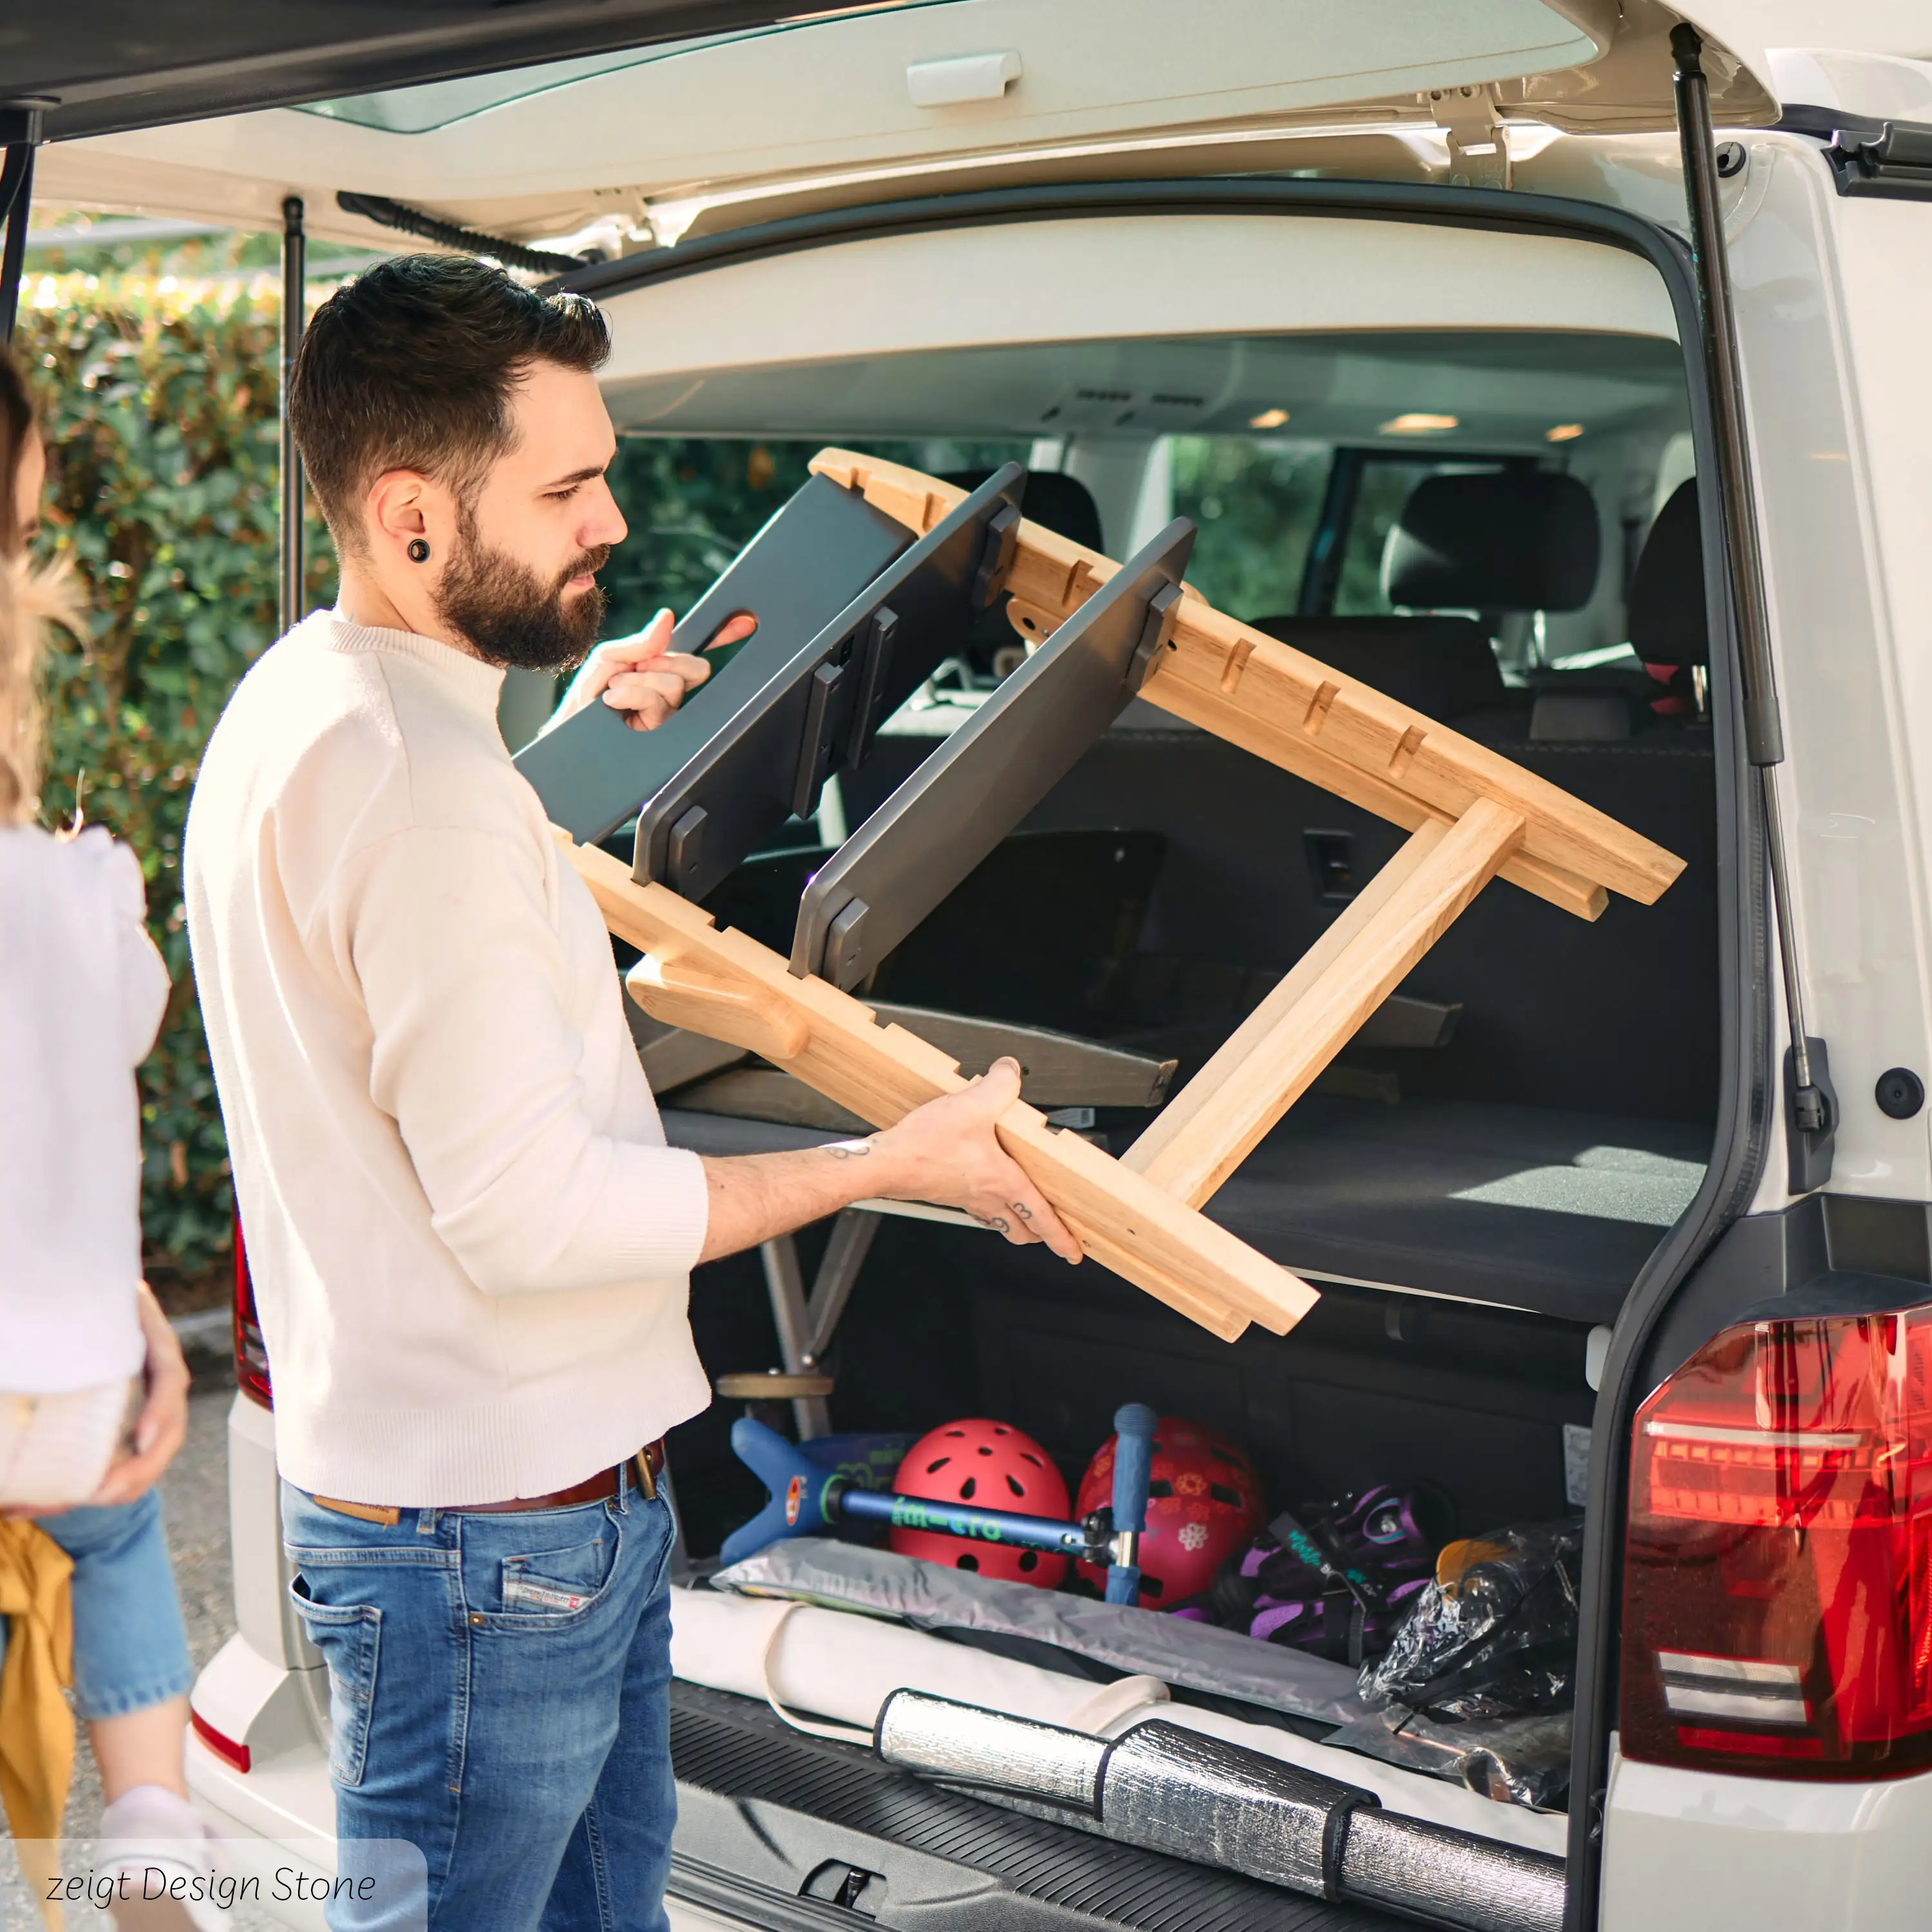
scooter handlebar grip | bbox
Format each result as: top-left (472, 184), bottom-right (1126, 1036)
top-left (1112, 1403), bottom-right (1157, 1534)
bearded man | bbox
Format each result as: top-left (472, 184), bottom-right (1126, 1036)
top-left (184, 255), bottom-right (1075, 1932)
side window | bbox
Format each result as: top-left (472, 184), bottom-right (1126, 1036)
top-left (1332, 459), bottom-right (1446, 614)
top-left (1167, 436), bottom-right (1329, 620)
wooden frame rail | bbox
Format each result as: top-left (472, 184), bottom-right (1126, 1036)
top-left (810, 450), bottom-right (1683, 923)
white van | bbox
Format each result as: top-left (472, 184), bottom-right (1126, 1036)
top-left (21, 4), bottom-right (1932, 1927)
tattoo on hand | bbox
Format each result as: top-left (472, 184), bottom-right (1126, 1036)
top-left (1010, 1201), bottom-right (1033, 1222)
top-left (975, 1213), bottom-right (1013, 1235)
top-left (821, 1139), bottom-right (873, 1161)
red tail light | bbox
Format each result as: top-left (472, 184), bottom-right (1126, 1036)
top-left (1622, 1296), bottom-right (1932, 1779)
top-left (190, 1705), bottom-right (252, 1775)
top-left (232, 1217), bottom-right (272, 1410)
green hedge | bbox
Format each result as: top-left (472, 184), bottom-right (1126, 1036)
top-left (23, 274), bottom-right (339, 1280)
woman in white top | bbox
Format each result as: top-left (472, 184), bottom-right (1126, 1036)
top-left (0, 341), bottom-right (220, 1926)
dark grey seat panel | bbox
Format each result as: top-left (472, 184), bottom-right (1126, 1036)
top-left (1363, 728), bottom-right (1719, 1124)
top-left (1015, 717), bottom-right (1718, 1126)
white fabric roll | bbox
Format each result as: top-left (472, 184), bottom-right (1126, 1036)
top-left (669, 1584), bottom-right (1164, 1737)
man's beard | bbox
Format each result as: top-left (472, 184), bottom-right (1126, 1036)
top-left (435, 511), bottom-right (611, 672)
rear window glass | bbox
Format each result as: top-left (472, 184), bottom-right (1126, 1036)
top-left (1168, 437), bottom-right (1326, 622)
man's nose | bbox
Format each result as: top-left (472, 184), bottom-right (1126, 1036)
top-left (582, 476), bottom-right (627, 550)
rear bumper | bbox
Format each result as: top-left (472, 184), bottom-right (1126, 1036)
top-left (1600, 1734), bottom-right (1932, 1930)
top-left (185, 1681), bottom-right (762, 1932)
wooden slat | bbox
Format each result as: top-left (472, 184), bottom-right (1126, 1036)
top-left (1122, 800), bottom-right (1526, 1208)
top-left (809, 448), bottom-right (1674, 916)
top-left (565, 837), bottom-right (1316, 1342)
top-left (1142, 661), bottom-right (1607, 921)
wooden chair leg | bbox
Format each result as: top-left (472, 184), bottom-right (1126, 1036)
top-left (1121, 797), bottom-right (1527, 1209)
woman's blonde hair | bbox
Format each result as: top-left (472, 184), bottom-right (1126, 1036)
top-left (0, 553), bottom-right (79, 824)
top-left (0, 337), bottom-right (79, 826)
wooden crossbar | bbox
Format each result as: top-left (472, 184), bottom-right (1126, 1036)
top-left (570, 452), bottom-right (1689, 1346)
top-left (1120, 799), bottom-right (1525, 1208)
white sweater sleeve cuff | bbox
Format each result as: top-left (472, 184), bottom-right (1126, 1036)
top-left (607, 1142), bottom-right (710, 1279)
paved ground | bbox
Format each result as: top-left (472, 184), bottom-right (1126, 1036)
top-left (2, 1350), bottom-right (285, 1929)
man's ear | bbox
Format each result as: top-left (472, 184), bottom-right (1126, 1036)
top-left (365, 469), bottom-right (458, 567)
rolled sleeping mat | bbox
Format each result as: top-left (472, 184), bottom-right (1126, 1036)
top-left (875, 1690), bottom-right (1564, 1932)
top-left (873, 1692), bottom-right (1106, 1813)
top-left (1340, 1806), bottom-right (1568, 1932)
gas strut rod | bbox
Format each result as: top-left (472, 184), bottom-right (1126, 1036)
top-left (1672, 26), bottom-right (1832, 1154)
top-left (0, 107), bottom-right (44, 345)
top-left (279, 195), bottom-right (306, 640)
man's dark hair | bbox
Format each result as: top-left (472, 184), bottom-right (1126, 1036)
top-left (288, 254), bottom-right (610, 553)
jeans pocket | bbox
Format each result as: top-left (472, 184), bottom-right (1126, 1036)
top-left (290, 1579), bottom-right (382, 1788)
top-left (497, 1519), bottom-right (619, 1621)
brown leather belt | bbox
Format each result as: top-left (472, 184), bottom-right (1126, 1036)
top-left (316, 1439), bottom-right (664, 1528)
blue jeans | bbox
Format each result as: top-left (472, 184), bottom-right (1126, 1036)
top-left (0, 1490), bottom-right (194, 1719)
top-left (281, 1473), bottom-right (677, 1932)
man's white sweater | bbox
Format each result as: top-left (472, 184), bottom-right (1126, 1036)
top-left (185, 612), bottom-right (712, 1506)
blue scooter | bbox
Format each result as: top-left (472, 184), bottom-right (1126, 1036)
top-left (721, 1403), bottom-right (1159, 1605)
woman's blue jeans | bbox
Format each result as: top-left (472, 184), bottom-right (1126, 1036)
top-left (281, 1472), bottom-right (677, 1932)
top-left (0, 1489), bottom-right (194, 1719)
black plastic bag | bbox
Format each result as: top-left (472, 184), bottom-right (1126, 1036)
top-left (1358, 1518), bottom-right (1584, 1718)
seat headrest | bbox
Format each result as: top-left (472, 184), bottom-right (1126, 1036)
top-left (1627, 480), bottom-right (1707, 667)
top-left (943, 468), bottom-right (1104, 553)
top-left (1253, 614), bottom-right (1506, 722)
top-left (1383, 469), bottom-right (1601, 613)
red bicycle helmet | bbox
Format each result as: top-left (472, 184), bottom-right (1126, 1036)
top-left (891, 1418), bottom-right (1072, 1587)
top-left (1076, 1415), bottom-right (1264, 1606)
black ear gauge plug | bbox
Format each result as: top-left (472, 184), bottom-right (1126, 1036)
top-left (406, 538), bottom-right (431, 563)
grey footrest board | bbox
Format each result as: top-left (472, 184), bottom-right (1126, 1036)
top-left (668, 1678), bottom-right (1410, 1932)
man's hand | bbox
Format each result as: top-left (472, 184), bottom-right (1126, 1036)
top-left (698, 1057), bottom-right (1083, 1265)
top-left (870, 1059), bottom-right (1083, 1260)
top-left (546, 607), bottom-right (758, 735)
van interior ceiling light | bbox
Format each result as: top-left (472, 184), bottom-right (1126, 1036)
top-left (1381, 413), bottom-right (1458, 434)
top-left (1546, 423), bottom-right (1584, 443)
top-left (1247, 406), bottom-right (1291, 430)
